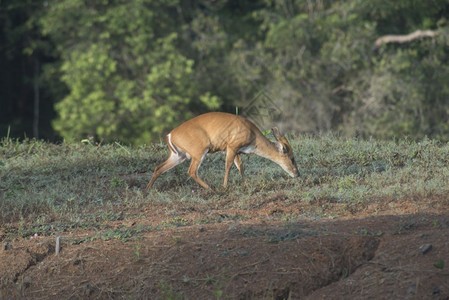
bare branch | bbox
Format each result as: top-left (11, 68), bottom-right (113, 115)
top-left (374, 30), bottom-right (437, 48)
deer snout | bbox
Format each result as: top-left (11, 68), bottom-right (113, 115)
top-left (290, 169), bottom-right (299, 178)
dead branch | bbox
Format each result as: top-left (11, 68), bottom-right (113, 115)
top-left (374, 29), bottom-right (437, 48)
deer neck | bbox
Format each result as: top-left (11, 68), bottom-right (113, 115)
top-left (254, 135), bottom-right (282, 163)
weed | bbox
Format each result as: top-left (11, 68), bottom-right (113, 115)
top-left (90, 225), bottom-right (151, 243)
top-left (434, 260), bottom-right (445, 269)
top-left (266, 230), bottom-right (301, 243)
top-left (433, 219), bottom-right (439, 228)
top-left (393, 221), bottom-right (417, 235)
top-left (109, 176), bottom-right (126, 188)
top-left (132, 237), bottom-right (143, 262)
top-left (280, 213), bottom-right (299, 222)
top-left (182, 275), bottom-right (190, 284)
top-left (358, 228), bottom-right (383, 236)
top-left (162, 217), bottom-right (189, 228)
top-left (204, 275), bottom-right (217, 285)
top-left (157, 280), bottom-right (183, 299)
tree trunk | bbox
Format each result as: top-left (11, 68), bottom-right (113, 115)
top-left (33, 58), bottom-right (40, 139)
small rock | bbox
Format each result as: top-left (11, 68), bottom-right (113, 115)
top-left (2, 242), bottom-right (11, 251)
top-left (407, 283), bottom-right (416, 295)
top-left (22, 275), bottom-right (33, 289)
top-left (419, 232), bottom-right (429, 238)
top-left (419, 244), bottom-right (432, 254)
top-left (433, 287), bottom-right (440, 295)
top-left (238, 250), bottom-right (249, 256)
top-left (84, 284), bottom-right (95, 296)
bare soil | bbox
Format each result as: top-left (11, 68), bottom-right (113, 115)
top-left (1, 195), bottom-right (449, 299)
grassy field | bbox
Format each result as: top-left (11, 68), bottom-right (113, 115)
top-left (2, 135), bottom-right (448, 228)
top-left (1, 135), bottom-right (449, 298)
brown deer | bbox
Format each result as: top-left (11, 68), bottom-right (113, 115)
top-left (146, 112), bottom-right (299, 190)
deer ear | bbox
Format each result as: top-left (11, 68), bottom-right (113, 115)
top-left (274, 141), bottom-right (288, 154)
top-left (271, 127), bottom-right (281, 140)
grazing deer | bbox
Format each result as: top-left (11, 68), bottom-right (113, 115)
top-left (146, 112), bottom-right (299, 190)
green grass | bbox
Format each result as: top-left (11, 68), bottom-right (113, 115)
top-left (1, 135), bottom-right (449, 239)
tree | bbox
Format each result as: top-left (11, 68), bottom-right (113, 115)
top-left (3, 0), bottom-right (449, 142)
top-left (0, 0), bottom-right (56, 140)
top-left (232, 0), bottom-right (374, 132)
top-left (226, 0), bottom-right (449, 139)
top-left (41, 0), bottom-right (220, 144)
top-left (349, 0), bottom-right (449, 139)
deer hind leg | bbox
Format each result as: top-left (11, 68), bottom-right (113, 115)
top-left (146, 150), bottom-right (186, 191)
top-left (233, 154), bottom-right (245, 182)
top-left (187, 150), bottom-right (210, 189)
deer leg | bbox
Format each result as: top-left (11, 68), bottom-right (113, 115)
top-left (187, 157), bottom-right (210, 189)
top-left (223, 149), bottom-right (237, 187)
top-left (233, 154), bottom-right (245, 182)
top-left (146, 151), bottom-right (186, 191)
top-left (186, 149), bottom-right (210, 189)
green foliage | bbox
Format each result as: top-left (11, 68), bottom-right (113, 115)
top-left (40, 0), bottom-right (221, 144)
top-left (2, 0), bottom-right (449, 142)
top-left (233, 0), bottom-right (449, 139)
top-left (0, 0), bottom-right (57, 139)
top-left (358, 36), bottom-right (449, 139)
top-left (434, 259), bottom-right (445, 270)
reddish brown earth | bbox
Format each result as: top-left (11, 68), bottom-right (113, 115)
top-left (1, 195), bottom-right (449, 299)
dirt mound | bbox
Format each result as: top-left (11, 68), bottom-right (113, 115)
top-left (1, 210), bottom-right (449, 299)
top-left (308, 228), bottom-right (449, 299)
top-left (1, 239), bottom-right (53, 287)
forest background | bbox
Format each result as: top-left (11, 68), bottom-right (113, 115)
top-left (1, 0), bottom-right (449, 145)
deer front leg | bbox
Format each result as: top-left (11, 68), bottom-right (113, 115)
top-left (223, 149), bottom-right (237, 187)
top-left (233, 154), bottom-right (245, 182)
